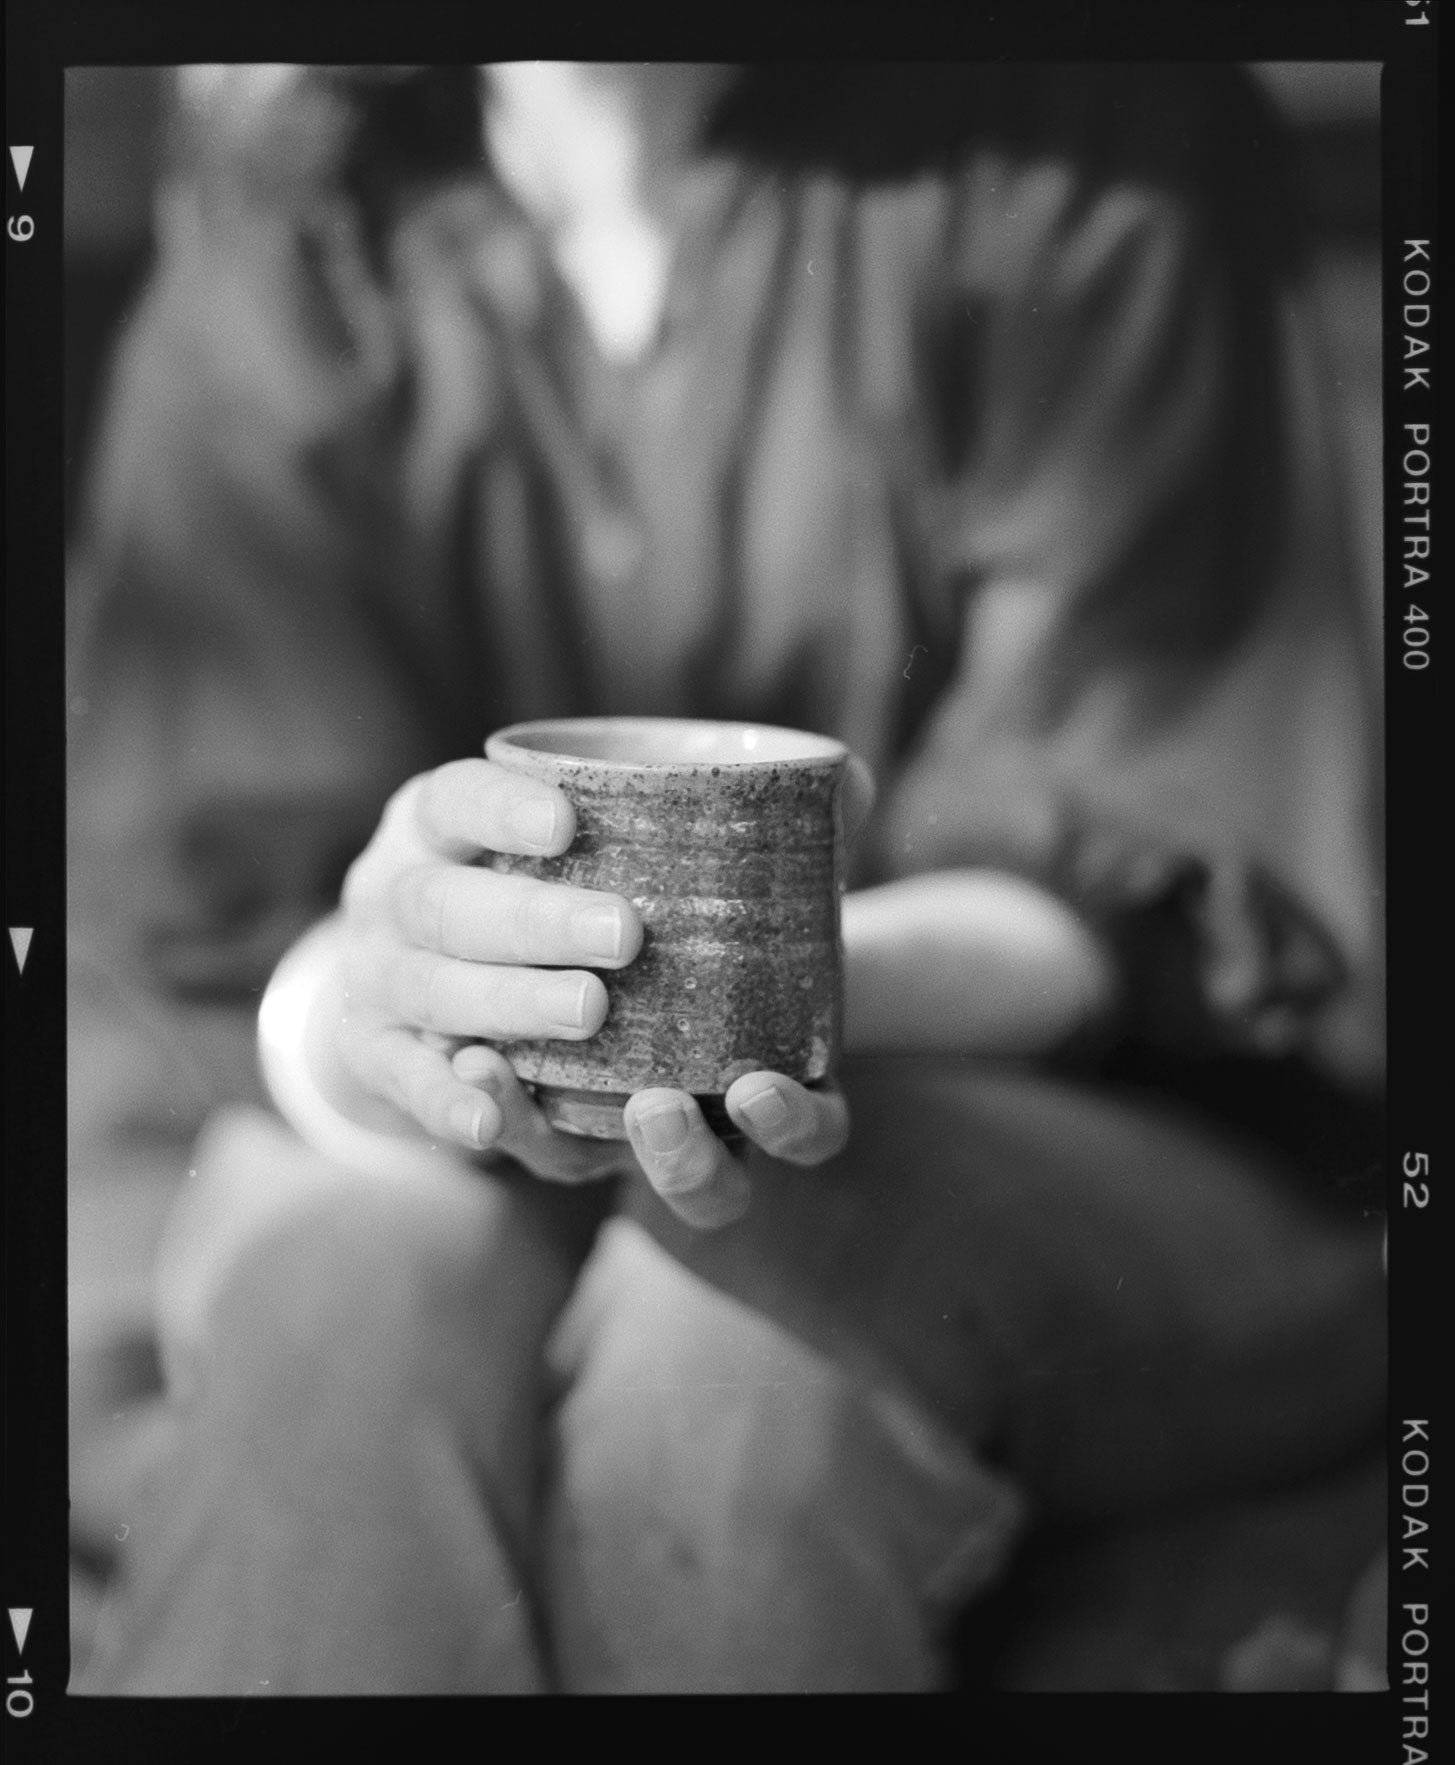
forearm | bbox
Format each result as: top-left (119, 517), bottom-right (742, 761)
top-left (841, 871), bottom-right (1118, 1059)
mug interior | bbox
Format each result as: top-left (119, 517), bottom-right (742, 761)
top-left (490, 717), bottom-right (845, 768)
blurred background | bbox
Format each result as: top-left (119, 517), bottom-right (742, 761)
top-left (65, 63), bottom-right (1381, 625)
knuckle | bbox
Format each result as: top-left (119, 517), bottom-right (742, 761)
top-left (772, 1135), bottom-right (816, 1167)
top-left (427, 868), bottom-right (456, 950)
top-left (394, 950), bottom-right (448, 1032)
top-left (361, 1031), bottom-right (414, 1114)
top-left (418, 955), bottom-right (455, 1033)
top-left (674, 1179), bottom-right (750, 1230)
top-left (519, 883), bottom-right (565, 963)
top-left (411, 768), bottom-right (449, 838)
top-left (646, 1141), bottom-right (721, 1197)
top-left (402, 1051), bottom-right (452, 1129)
top-left (474, 961), bottom-right (550, 1042)
top-left (379, 1058), bottom-right (416, 1119)
top-left (484, 878), bottom-right (566, 969)
top-left (415, 763), bottom-right (481, 853)
top-left (397, 863), bottom-right (455, 950)
top-left (344, 778), bottom-right (432, 914)
top-left (492, 879), bottom-right (537, 965)
top-left (386, 774), bottom-right (432, 844)
top-left (418, 759), bottom-right (496, 853)
top-left (390, 773), bottom-right (428, 816)
top-left (341, 848), bottom-right (384, 915)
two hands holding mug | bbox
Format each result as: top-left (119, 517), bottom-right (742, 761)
top-left (329, 741), bottom-right (1115, 1231)
top-left (334, 750), bottom-right (859, 1230)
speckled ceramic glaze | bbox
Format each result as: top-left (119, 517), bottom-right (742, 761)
top-left (483, 717), bottom-right (848, 1139)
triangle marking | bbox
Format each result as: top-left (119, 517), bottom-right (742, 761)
top-left (10, 928), bottom-right (33, 974)
top-left (10, 145), bottom-right (33, 192)
top-left (8, 1608), bottom-right (32, 1654)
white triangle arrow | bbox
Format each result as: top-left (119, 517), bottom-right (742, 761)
top-left (8, 1608), bottom-right (32, 1654)
top-left (10, 928), bottom-right (33, 973)
top-left (9, 146), bottom-right (33, 192)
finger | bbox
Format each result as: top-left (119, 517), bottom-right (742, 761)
top-left (342, 777), bottom-right (441, 916)
top-left (361, 940), bottom-right (610, 1041)
top-left (351, 1025), bottom-right (507, 1151)
top-left (724, 1074), bottom-right (851, 1166)
top-left (451, 1043), bottom-right (629, 1184)
top-left (416, 758), bottom-right (576, 861)
top-left (390, 864), bottom-right (643, 970)
top-left (622, 1089), bottom-right (751, 1230)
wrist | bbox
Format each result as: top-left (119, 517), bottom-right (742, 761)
top-left (841, 871), bottom-right (1118, 1059)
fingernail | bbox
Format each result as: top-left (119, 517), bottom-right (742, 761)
top-left (448, 1099), bottom-right (488, 1147)
top-left (545, 974), bottom-right (593, 1033)
top-left (635, 1100), bottom-right (691, 1156)
top-left (572, 903), bottom-right (624, 963)
top-left (508, 795), bottom-right (560, 851)
top-left (738, 1085), bottom-right (792, 1140)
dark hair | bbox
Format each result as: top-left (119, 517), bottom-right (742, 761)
top-left (704, 62), bottom-right (1302, 270)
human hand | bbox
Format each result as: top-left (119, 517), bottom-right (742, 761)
top-left (335, 758), bottom-right (854, 1228)
top-left (450, 1041), bottom-right (851, 1230)
top-left (335, 758), bottom-right (644, 1186)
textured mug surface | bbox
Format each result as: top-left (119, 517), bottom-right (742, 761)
top-left (483, 717), bottom-right (848, 1139)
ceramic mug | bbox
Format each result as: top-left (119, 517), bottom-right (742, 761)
top-left (482, 716), bottom-right (850, 1139)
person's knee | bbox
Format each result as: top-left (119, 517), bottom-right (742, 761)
top-left (183, 1162), bottom-right (584, 1444)
top-left (188, 1179), bottom-right (463, 1421)
top-left (544, 1220), bottom-right (1023, 1691)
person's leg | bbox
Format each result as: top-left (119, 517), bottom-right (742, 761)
top-left (79, 1106), bottom-right (604, 1695)
top-left (543, 1218), bottom-right (1024, 1693)
top-left (80, 1061), bottom-right (1385, 1696)
top-left (629, 1058), bottom-right (1386, 1517)
top-left (541, 1057), bottom-right (1384, 1692)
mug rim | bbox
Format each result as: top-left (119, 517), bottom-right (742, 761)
top-left (486, 715), bottom-right (849, 771)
